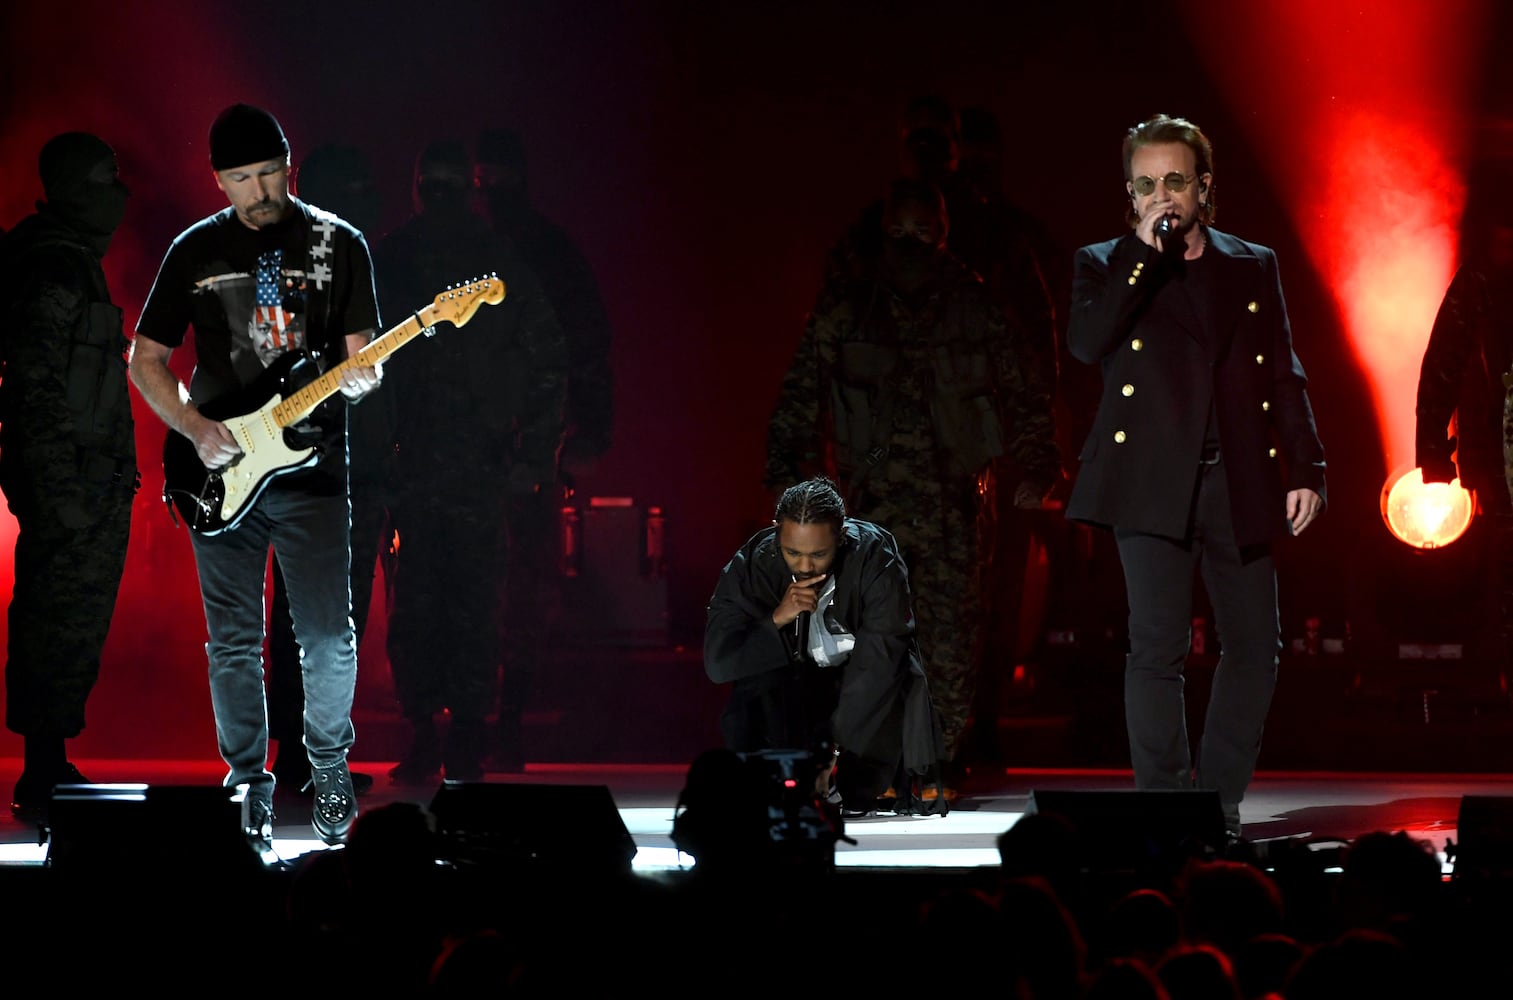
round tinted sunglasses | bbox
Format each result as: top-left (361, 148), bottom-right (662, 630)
top-left (1132, 172), bottom-right (1197, 196)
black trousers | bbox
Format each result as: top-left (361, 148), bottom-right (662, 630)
top-left (1114, 459), bottom-right (1280, 834)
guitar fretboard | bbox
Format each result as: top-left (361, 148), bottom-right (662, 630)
top-left (269, 275), bottom-right (502, 429)
top-left (272, 310), bottom-right (434, 428)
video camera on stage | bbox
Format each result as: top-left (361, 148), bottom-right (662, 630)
top-left (739, 745), bottom-right (852, 865)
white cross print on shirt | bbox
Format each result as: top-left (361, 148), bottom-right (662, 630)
top-left (309, 216), bottom-right (336, 288)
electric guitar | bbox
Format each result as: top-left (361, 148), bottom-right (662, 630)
top-left (162, 274), bottom-right (506, 535)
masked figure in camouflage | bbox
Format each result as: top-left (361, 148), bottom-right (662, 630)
top-left (825, 99), bottom-right (1073, 769)
top-left (767, 178), bottom-right (1061, 799)
top-left (379, 138), bottom-right (568, 784)
top-left (1, 132), bottom-right (139, 821)
top-left (474, 127), bottom-right (615, 771)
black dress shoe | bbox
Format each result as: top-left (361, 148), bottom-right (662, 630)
top-left (10, 772), bottom-right (52, 822)
top-left (9, 762), bottom-right (90, 822)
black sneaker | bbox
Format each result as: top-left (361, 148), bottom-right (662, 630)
top-left (293, 770), bottom-right (375, 796)
top-left (311, 761), bottom-right (357, 844)
top-left (277, 746), bottom-right (374, 797)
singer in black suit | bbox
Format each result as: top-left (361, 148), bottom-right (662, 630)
top-left (1064, 114), bottom-right (1327, 840)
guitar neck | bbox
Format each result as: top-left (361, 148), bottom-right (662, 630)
top-left (271, 307), bottom-right (437, 428)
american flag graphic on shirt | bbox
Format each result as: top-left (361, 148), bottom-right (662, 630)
top-left (252, 249), bottom-right (298, 354)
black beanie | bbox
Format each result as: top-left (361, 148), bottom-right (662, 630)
top-left (38, 132), bottom-right (116, 197)
top-left (209, 103), bottom-right (289, 171)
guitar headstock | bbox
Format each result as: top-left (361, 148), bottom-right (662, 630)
top-left (430, 274), bottom-right (507, 327)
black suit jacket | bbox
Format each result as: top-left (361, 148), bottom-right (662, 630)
top-left (1064, 227), bottom-right (1327, 548)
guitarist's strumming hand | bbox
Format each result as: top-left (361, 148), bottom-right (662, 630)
top-left (189, 411), bottom-right (244, 472)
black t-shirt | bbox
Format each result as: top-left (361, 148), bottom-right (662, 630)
top-left (1170, 247), bottom-right (1222, 451)
top-left (138, 199), bottom-right (378, 404)
top-left (137, 198), bottom-right (379, 473)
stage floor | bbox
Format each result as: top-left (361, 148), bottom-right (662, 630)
top-left (5, 755), bottom-right (1510, 875)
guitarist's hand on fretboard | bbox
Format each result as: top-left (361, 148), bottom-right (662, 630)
top-left (338, 361), bottom-right (383, 401)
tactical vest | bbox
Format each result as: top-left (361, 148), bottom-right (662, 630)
top-left (0, 230), bottom-right (136, 473)
top-left (828, 280), bottom-right (1006, 484)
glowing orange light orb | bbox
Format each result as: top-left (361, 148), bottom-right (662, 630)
top-left (1380, 467), bottom-right (1474, 549)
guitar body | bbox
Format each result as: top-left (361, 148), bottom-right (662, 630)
top-left (159, 274), bottom-right (507, 535)
top-left (162, 352), bottom-right (325, 536)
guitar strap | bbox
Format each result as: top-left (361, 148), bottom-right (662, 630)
top-left (300, 199), bottom-right (339, 364)
top-left (293, 200), bottom-right (342, 441)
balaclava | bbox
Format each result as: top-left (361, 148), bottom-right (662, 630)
top-left (412, 138), bottom-right (472, 224)
top-left (474, 127), bottom-right (529, 227)
top-left (37, 131), bottom-right (128, 255)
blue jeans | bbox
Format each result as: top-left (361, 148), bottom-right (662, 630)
top-left (190, 476), bottom-right (357, 803)
top-left (1114, 459), bottom-right (1280, 834)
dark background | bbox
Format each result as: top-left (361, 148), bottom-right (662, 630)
top-left (2, 0), bottom-right (1511, 765)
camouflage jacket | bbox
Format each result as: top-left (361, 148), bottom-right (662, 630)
top-left (502, 210), bottom-right (614, 463)
top-left (374, 211), bottom-right (567, 491)
top-left (765, 252), bottom-right (1059, 503)
top-left (0, 212), bottom-right (136, 514)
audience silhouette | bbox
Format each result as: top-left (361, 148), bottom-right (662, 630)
top-left (7, 749), bottom-right (1513, 997)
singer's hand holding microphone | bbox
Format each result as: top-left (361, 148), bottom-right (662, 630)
top-left (773, 573), bottom-right (826, 628)
top-left (1154, 213), bottom-right (1182, 254)
top-left (1138, 197), bottom-right (1181, 254)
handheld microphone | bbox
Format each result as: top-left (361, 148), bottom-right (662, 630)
top-left (1155, 214), bottom-right (1185, 257)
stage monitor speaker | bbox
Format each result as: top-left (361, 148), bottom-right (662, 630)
top-left (429, 781), bottom-right (638, 878)
top-left (45, 783), bottom-right (262, 874)
top-left (1025, 789), bottom-right (1228, 873)
top-left (1451, 795), bottom-right (1513, 881)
